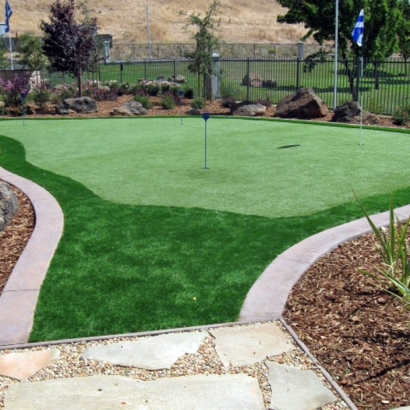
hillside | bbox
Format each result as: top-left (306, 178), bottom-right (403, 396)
top-left (9, 0), bottom-right (311, 44)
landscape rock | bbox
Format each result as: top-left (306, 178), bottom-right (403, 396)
top-left (0, 182), bottom-right (18, 233)
top-left (188, 108), bottom-right (202, 115)
top-left (4, 374), bottom-right (266, 410)
top-left (332, 101), bottom-right (380, 125)
top-left (242, 72), bottom-right (263, 87)
top-left (210, 323), bottom-right (294, 368)
top-left (110, 101), bottom-right (147, 116)
top-left (266, 362), bottom-right (337, 410)
top-left (231, 102), bottom-right (266, 116)
top-left (0, 350), bottom-right (61, 380)
top-left (275, 87), bottom-right (328, 119)
top-left (168, 75), bottom-right (187, 83)
top-left (83, 332), bottom-right (206, 370)
top-left (56, 97), bottom-right (98, 115)
top-left (262, 79), bottom-right (277, 88)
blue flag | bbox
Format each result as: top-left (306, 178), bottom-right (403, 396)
top-left (5, 0), bottom-right (12, 33)
top-left (352, 9), bottom-right (364, 47)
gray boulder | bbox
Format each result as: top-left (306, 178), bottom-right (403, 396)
top-left (56, 97), bottom-right (98, 115)
top-left (231, 102), bottom-right (266, 117)
top-left (275, 87), bottom-right (328, 119)
top-left (242, 72), bottom-right (263, 87)
top-left (332, 101), bottom-right (380, 125)
top-left (0, 182), bottom-right (19, 233)
top-left (110, 101), bottom-right (147, 116)
top-left (262, 79), bottom-right (277, 88)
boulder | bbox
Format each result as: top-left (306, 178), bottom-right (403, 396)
top-left (242, 72), bottom-right (263, 87)
top-left (0, 182), bottom-right (19, 233)
top-left (275, 87), bottom-right (328, 119)
top-left (110, 101), bottom-right (147, 116)
top-left (262, 79), bottom-right (277, 89)
top-left (168, 75), bottom-right (187, 84)
top-left (231, 102), bottom-right (266, 117)
top-left (188, 108), bottom-right (202, 115)
top-left (56, 97), bottom-right (98, 115)
top-left (332, 101), bottom-right (380, 125)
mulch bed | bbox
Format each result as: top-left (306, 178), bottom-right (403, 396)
top-left (283, 233), bottom-right (410, 409)
top-left (1, 97), bottom-right (410, 409)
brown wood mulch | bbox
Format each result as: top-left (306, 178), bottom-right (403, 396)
top-left (0, 185), bottom-right (35, 293)
top-left (1, 97), bottom-right (410, 409)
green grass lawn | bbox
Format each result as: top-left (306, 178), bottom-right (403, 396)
top-left (1, 117), bottom-right (410, 341)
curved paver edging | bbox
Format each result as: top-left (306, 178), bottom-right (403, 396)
top-left (239, 205), bottom-right (410, 322)
top-left (0, 167), bottom-right (64, 346)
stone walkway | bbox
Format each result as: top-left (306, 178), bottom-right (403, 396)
top-left (1, 322), bottom-right (342, 410)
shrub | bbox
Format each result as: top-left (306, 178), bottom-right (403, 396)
top-left (393, 105), bottom-right (410, 126)
top-left (134, 95), bottom-right (153, 109)
top-left (0, 77), bottom-right (29, 107)
top-left (161, 95), bottom-right (176, 110)
top-left (147, 83), bottom-right (160, 96)
top-left (183, 87), bottom-right (194, 99)
top-left (31, 85), bottom-right (51, 109)
top-left (356, 192), bottom-right (410, 308)
top-left (160, 83), bottom-right (170, 94)
top-left (191, 97), bottom-right (206, 109)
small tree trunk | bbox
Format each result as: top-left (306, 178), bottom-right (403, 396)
top-left (77, 72), bottom-right (82, 97)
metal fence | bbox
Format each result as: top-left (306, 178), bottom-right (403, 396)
top-left (46, 57), bottom-right (410, 115)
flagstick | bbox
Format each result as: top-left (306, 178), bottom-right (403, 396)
top-left (333, 0), bottom-right (339, 109)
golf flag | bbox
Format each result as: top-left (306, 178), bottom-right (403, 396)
top-left (352, 9), bottom-right (364, 47)
top-left (5, 0), bottom-right (12, 33)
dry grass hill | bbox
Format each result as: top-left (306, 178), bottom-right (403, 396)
top-left (10, 0), bottom-right (311, 44)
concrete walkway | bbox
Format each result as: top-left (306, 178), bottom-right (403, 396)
top-left (0, 167), bottom-right (64, 345)
top-left (1, 166), bottom-right (410, 409)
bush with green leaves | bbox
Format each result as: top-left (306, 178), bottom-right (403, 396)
top-left (161, 95), bottom-right (176, 110)
top-left (183, 87), bottom-right (195, 99)
top-left (191, 97), bottom-right (206, 109)
top-left (31, 85), bottom-right (51, 109)
top-left (356, 192), bottom-right (410, 308)
top-left (147, 83), bottom-right (160, 96)
top-left (393, 105), bottom-right (410, 126)
top-left (160, 83), bottom-right (170, 94)
top-left (134, 95), bottom-right (153, 109)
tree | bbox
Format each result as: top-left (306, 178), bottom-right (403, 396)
top-left (17, 33), bottom-right (48, 85)
top-left (183, 0), bottom-right (222, 98)
top-left (396, 0), bottom-right (410, 74)
top-left (276, 0), bottom-right (398, 100)
top-left (40, 0), bottom-right (99, 97)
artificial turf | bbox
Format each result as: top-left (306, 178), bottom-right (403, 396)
top-left (1, 117), bottom-right (410, 341)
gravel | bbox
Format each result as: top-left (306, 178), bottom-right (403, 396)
top-left (0, 322), bottom-right (351, 409)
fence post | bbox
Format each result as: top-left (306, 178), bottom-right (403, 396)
top-left (144, 60), bottom-right (147, 80)
top-left (296, 41), bottom-right (304, 91)
top-left (246, 57), bottom-right (250, 101)
top-left (174, 59), bottom-right (177, 79)
top-left (120, 63), bottom-right (123, 83)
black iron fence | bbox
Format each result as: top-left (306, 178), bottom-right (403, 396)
top-left (46, 57), bottom-right (410, 115)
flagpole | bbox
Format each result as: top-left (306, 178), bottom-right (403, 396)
top-left (5, 0), bottom-right (13, 70)
top-left (8, 29), bottom-right (13, 70)
top-left (333, 0), bottom-right (339, 109)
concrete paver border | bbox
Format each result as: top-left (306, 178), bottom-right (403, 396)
top-left (239, 204), bottom-right (410, 322)
top-left (0, 167), bottom-right (64, 346)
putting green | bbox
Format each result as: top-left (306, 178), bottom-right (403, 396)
top-left (2, 117), bottom-right (410, 217)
